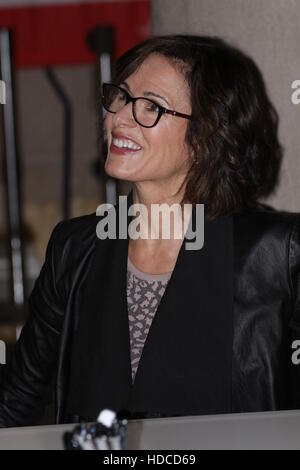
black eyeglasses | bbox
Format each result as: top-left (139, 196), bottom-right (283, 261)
top-left (102, 83), bottom-right (194, 128)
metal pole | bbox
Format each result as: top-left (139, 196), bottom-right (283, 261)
top-left (0, 28), bottom-right (26, 316)
top-left (87, 25), bottom-right (117, 205)
top-left (45, 68), bottom-right (72, 220)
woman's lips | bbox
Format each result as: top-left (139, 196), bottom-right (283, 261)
top-left (110, 141), bottom-right (142, 155)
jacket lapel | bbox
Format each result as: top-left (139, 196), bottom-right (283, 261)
top-left (130, 208), bottom-right (234, 416)
top-left (66, 193), bottom-right (234, 420)
top-left (66, 197), bottom-right (132, 420)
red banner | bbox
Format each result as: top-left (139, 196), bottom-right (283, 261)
top-left (0, 1), bottom-right (151, 68)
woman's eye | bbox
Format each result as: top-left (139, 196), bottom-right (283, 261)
top-left (116, 93), bottom-right (127, 102)
top-left (146, 102), bottom-right (159, 112)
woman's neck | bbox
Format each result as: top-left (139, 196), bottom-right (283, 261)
top-left (130, 182), bottom-right (188, 241)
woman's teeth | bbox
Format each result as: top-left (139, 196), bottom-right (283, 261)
top-left (112, 137), bottom-right (141, 150)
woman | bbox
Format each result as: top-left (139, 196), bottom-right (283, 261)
top-left (0, 35), bottom-right (299, 427)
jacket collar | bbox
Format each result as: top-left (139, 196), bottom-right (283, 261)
top-left (66, 192), bottom-right (234, 420)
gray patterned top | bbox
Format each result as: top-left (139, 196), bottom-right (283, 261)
top-left (127, 257), bottom-right (172, 383)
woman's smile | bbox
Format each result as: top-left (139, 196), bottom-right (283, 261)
top-left (110, 132), bottom-right (143, 156)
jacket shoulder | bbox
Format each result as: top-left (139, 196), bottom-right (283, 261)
top-left (233, 204), bottom-right (300, 243)
top-left (47, 212), bottom-right (100, 280)
top-left (53, 212), bottom-right (99, 245)
top-left (233, 205), bottom-right (300, 302)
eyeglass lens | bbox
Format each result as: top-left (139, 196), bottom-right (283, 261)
top-left (102, 85), bottom-right (160, 127)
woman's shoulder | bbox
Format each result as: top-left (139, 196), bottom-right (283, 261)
top-left (52, 212), bottom-right (99, 245)
top-left (46, 212), bottom-right (100, 272)
top-left (233, 203), bottom-right (300, 239)
top-left (232, 204), bottom-right (300, 271)
top-left (51, 196), bottom-right (128, 246)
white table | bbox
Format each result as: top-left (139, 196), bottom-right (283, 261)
top-left (0, 410), bottom-right (300, 450)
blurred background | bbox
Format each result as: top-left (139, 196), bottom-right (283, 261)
top-left (0, 0), bottom-right (151, 346)
top-left (0, 0), bottom-right (300, 420)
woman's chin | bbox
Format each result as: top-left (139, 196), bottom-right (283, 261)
top-left (104, 160), bottom-right (138, 182)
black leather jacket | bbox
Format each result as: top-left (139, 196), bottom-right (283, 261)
top-left (0, 196), bottom-right (300, 427)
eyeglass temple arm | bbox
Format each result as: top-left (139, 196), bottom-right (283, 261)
top-left (164, 109), bottom-right (194, 120)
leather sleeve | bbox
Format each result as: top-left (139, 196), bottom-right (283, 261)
top-left (0, 220), bottom-right (66, 427)
top-left (289, 213), bottom-right (300, 407)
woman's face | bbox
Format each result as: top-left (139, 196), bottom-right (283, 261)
top-left (104, 53), bottom-right (192, 195)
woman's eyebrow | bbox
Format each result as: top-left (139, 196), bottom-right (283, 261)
top-left (120, 81), bottom-right (170, 106)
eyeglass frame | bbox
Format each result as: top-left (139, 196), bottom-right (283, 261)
top-left (102, 82), bottom-right (194, 128)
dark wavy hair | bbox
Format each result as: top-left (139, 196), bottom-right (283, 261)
top-left (111, 35), bottom-right (282, 219)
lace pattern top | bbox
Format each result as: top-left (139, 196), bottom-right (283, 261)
top-left (126, 257), bottom-right (172, 383)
